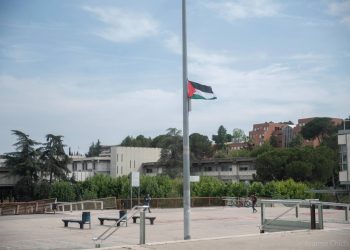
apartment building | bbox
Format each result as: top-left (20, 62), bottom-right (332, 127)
top-left (249, 122), bottom-right (284, 146)
top-left (338, 129), bottom-right (350, 186)
top-left (141, 157), bottom-right (256, 183)
top-left (67, 146), bottom-right (162, 181)
top-left (250, 117), bottom-right (343, 148)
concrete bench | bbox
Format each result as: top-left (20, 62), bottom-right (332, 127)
top-left (62, 212), bottom-right (91, 229)
top-left (98, 217), bottom-right (127, 226)
top-left (132, 216), bottom-right (156, 225)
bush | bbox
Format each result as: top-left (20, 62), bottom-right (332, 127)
top-left (50, 181), bottom-right (76, 202)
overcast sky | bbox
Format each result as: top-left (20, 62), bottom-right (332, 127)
top-left (0, 0), bottom-right (349, 154)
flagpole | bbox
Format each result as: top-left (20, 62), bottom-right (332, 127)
top-left (182, 0), bottom-right (191, 240)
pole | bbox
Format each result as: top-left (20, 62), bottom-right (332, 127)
top-left (182, 0), bottom-right (191, 240)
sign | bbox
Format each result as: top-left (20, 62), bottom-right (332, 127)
top-left (131, 171), bottom-right (140, 187)
top-left (190, 176), bottom-right (200, 182)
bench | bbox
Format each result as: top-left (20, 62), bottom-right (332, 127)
top-left (132, 216), bottom-right (156, 225)
top-left (98, 217), bottom-right (127, 226)
top-left (62, 212), bottom-right (91, 229)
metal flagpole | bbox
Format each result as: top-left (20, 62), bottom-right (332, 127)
top-left (182, 0), bottom-right (191, 240)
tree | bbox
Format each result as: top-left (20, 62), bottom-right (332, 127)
top-left (301, 117), bottom-right (336, 144)
top-left (40, 134), bottom-right (70, 184)
top-left (120, 135), bottom-right (152, 147)
top-left (189, 133), bottom-right (213, 160)
top-left (212, 125), bottom-right (231, 150)
top-left (86, 139), bottom-right (102, 157)
top-left (4, 130), bottom-right (41, 200)
top-left (232, 128), bottom-right (248, 143)
top-left (159, 128), bottom-right (183, 178)
top-left (269, 135), bottom-right (278, 147)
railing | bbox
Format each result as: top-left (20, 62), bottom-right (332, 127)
top-left (320, 201), bottom-right (349, 223)
top-left (92, 205), bottom-right (149, 248)
top-left (52, 200), bottom-right (104, 212)
top-left (259, 199), bottom-right (323, 233)
top-left (0, 198), bottom-right (57, 215)
top-left (116, 197), bottom-right (224, 209)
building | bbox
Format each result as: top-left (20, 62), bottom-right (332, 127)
top-left (293, 117), bottom-right (343, 147)
top-left (249, 122), bottom-right (284, 146)
top-left (67, 146), bottom-right (162, 181)
top-left (0, 156), bottom-right (20, 202)
top-left (141, 157), bottom-right (256, 183)
top-left (338, 129), bottom-right (350, 187)
top-left (250, 117), bottom-right (343, 148)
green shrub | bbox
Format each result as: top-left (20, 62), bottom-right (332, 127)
top-left (50, 181), bottom-right (76, 201)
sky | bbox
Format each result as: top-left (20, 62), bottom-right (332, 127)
top-left (0, 0), bottom-right (349, 154)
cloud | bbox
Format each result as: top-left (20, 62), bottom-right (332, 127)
top-left (205, 0), bottom-right (280, 21)
top-left (83, 6), bottom-right (159, 42)
top-left (0, 74), bottom-right (182, 152)
top-left (328, 1), bottom-right (350, 27)
top-left (164, 33), bottom-right (235, 65)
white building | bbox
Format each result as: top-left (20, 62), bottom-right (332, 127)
top-left (338, 129), bottom-right (350, 186)
top-left (67, 146), bottom-right (161, 181)
top-left (141, 158), bottom-right (256, 183)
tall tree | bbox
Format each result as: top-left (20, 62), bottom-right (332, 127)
top-left (159, 128), bottom-right (183, 178)
top-left (120, 135), bottom-right (152, 147)
top-left (212, 125), bottom-right (231, 149)
top-left (4, 130), bottom-right (41, 200)
top-left (301, 117), bottom-right (336, 144)
top-left (86, 139), bottom-right (102, 157)
top-left (40, 134), bottom-right (70, 184)
top-left (189, 133), bottom-right (213, 160)
top-left (232, 128), bottom-right (248, 143)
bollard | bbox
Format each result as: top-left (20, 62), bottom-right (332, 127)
top-left (140, 211), bottom-right (146, 244)
top-left (345, 206), bottom-right (349, 222)
top-left (295, 205), bottom-right (299, 218)
top-left (260, 203), bottom-right (265, 233)
top-left (310, 204), bottom-right (316, 230)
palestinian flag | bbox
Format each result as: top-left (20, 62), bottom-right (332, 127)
top-left (187, 80), bottom-right (217, 100)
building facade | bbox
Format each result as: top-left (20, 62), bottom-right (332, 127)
top-left (338, 129), bottom-right (350, 186)
top-left (141, 157), bottom-right (256, 183)
top-left (249, 122), bottom-right (284, 146)
top-left (67, 146), bottom-right (162, 181)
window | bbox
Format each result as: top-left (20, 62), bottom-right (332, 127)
top-left (204, 166), bottom-right (212, 172)
top-left (239, 166), bottom-right (248, 171)
top-left (121, 154), bottom-right (123, 162)
top-left (93, 161), bottom-right (96, 170)
top-left (73, 163), bottom-right (77, 171)
top-left (339, 145), bottom-right (348, 171)
top-left (146, 169), bottom-right (153, 173)
top-left (130, 160), bottom-right (132, 169)
top-left (117, 154), bottom-right (118, 162)
top-left (82, 162), bottom-right (87, 170)
top-left (221, 165), bottom-right (232, 171)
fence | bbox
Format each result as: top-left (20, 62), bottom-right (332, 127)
top-left (0, 198), bottom-right (57, 215)
top-left (116, 197), bottom-right (223, 209)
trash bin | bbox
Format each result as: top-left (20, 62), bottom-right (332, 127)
top-left (119, 210), bottom-right (127, 220)
top-left (82, 211), bottom-right (91, 223)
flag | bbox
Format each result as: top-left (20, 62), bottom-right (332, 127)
top-left (187, 80), bottom-right (217, 100)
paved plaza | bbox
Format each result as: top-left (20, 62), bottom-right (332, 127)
top-left (0, 206), bottom-right (349, 250)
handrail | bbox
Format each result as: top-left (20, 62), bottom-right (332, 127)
top-left (93, 205), bottom-right (149, 246)
top-left (261, 203), bottom-right (299, 230)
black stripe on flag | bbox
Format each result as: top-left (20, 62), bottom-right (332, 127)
top-left (189, 81), bottom-right (214, 94)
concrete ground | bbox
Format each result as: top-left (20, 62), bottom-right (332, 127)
top-left (0, 206), bottom-right (349, 250)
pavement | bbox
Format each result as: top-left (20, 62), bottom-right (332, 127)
top-left (0, 206), bottom-right (349, 250)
